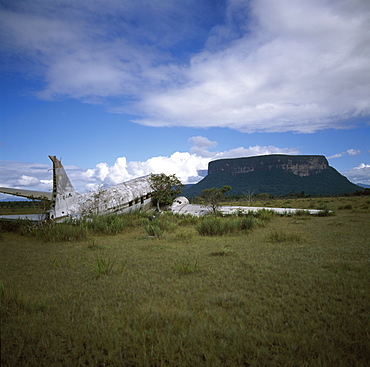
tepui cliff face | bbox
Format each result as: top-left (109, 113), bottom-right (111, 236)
top-left (182, 154), bottom-right (362, 197)
top-left (208, 155), bottom-right (329, 177)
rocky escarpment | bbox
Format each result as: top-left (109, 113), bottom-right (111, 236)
top-left (208, 155), bottom-right (329, 177)
top-left (183, 154), bottom-right (362, 197)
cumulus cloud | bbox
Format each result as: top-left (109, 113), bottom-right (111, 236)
top-left (0, 161), bottom-right (51, 188)
top-left (1, 0), bottom-right (369, 132)
top-left (0, 161), bottom-right (53, 200)
top-left (67, 142), bottom-right (300, 188)
top-left (17, 175), bottom-right (40, 186)
top-left (343, 163), bottom-right (370, 185)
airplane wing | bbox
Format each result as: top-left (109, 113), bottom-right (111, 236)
top-left (0, 187), bottom-right (52, 200)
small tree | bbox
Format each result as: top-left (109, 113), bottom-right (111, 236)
top-left (243, 189), bottom-right (256, 206)
top-left (149, 173), bottom-right (184, 211)
top-left (31, 195), bottom-right (52, 221)
top-left (201, 185), bottom-right (232, 215)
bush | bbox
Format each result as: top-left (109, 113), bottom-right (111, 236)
top-left (89, 255), bottom-right (126, 278)
top-left (196, 217), bottom-right (231, 236)
top-left (268, 230), bottom-right (304, 244)
top-left (145, 223), bottom-right (165, 238)
top-left (82, 214), bottom-right (134, 235)
top-left (237, 216), bottom-right (258, 231)
top-left (0, 219), bottom-right (33, 235)
top-left (316, 204), bottom-right (335, 217)
top-left (294, 210), bottom-right (312, 216)
top-left (173, 258), bottom-right (199, 274)
top-left (30, 223), bottom-right (88, 242)
top-left (338, 204), bottom-right (354, 210)
top-left (253, 209), bottom-right (275, 222)
top-left (196, 211), bottom-right (273, 236)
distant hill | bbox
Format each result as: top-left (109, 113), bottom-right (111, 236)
top-left (183, 154), bottom-right (363, 197)
top-left (357, 183), bottom-right (370, 189)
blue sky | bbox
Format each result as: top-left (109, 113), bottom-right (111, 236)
top-left (1, 0), bottom-right (370, 199)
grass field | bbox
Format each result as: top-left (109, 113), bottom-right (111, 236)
top-left (1, 196), bottom-right (369, 366)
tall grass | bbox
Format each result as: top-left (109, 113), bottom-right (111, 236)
top-left (196, 216), bottom-right (237, 236)
top-left (196, 210), bottom-right (273, 236)
top-left (89, 255), bottom-right (127, 278)
top-left (3, 211), bottom-right (148, 242)
top-left (267, 229), bottom-right (305, 243)
top-left (31, 222), bottom-right (89, 242)
top-left (0, 218), bottom-right (33, 235)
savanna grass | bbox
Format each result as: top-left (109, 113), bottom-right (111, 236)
top-left (1, 196), bottom-right (369, 366)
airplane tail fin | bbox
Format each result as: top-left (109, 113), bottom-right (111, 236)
top-left (48, 156), bottom-right (79, 219)
top-left (49, 156), bottom-right (76, 196)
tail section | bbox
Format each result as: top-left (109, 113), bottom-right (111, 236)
top-left (48, 156), bottom-right (79, 220)
top-left (49, 156), bottom-right (76, 197)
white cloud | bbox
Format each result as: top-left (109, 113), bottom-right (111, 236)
top-left (1, 0), bottom-right (369, 132)
top-left (133, 0), bottom-right (370, 132)
top-left (213, 145), bottom-right (299, 160)
top-left (347, 149), bottom-right (361, 156)
top-left (343, 163), bottom-right (370, 185)
top-left (17, 175), bottom-right (40, 186)
top-left (189, 136), bottom-right (218, 158)
top-left (328, 149), bottom-right (362, 159)
top-left (328, 153), bottom-right (343, 159)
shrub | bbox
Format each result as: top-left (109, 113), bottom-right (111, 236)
top-left (90, 255), bottom-right (126, 278)
top-left (82, 214), bottom-right (135, 235)
top-left (196, 211), bottom-right (272, 236)
top-left (0, 219), bottom-right (33, 234)
top-left (294, 210), bottom-right (312, 216)
top-left (145, 223), bottom-right (165, 238)
top-left (268, 230), bottom-right (304, 243)
top-left (316, 204), bottom-right (334, 217)
top-left (237, 216), bottom-right (258, 231)
top-left (173, 258), bottom-right (199, 274)
top-left (196, 217), bottom-right (236, 236)
top-left (30, 222), bottom-right (88, 242)
top-left (338, 204), bottom-right (354, 210)
top-left (253, 209), bottom-right (275, 222)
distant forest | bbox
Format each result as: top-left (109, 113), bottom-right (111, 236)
top-left (0, 201), bottom-right (45, 209)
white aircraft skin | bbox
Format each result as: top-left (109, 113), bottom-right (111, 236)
top-left (170, 196), bottom-right (324, 216)
top-left (0, 156), bottom-right (153, 221)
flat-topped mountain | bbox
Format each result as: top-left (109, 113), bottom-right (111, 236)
top-left (183, 154), bottom-right (362, 197)
top-left (209, 155), bottom-right (329, 177)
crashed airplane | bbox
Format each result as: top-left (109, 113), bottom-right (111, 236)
top-left (0, 155), bottom-right (324, 222)
top-left (0, 156), bottom-right (153, 221)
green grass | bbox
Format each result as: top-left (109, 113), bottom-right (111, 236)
top-left (1, 196), bottom-right (369, 366)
